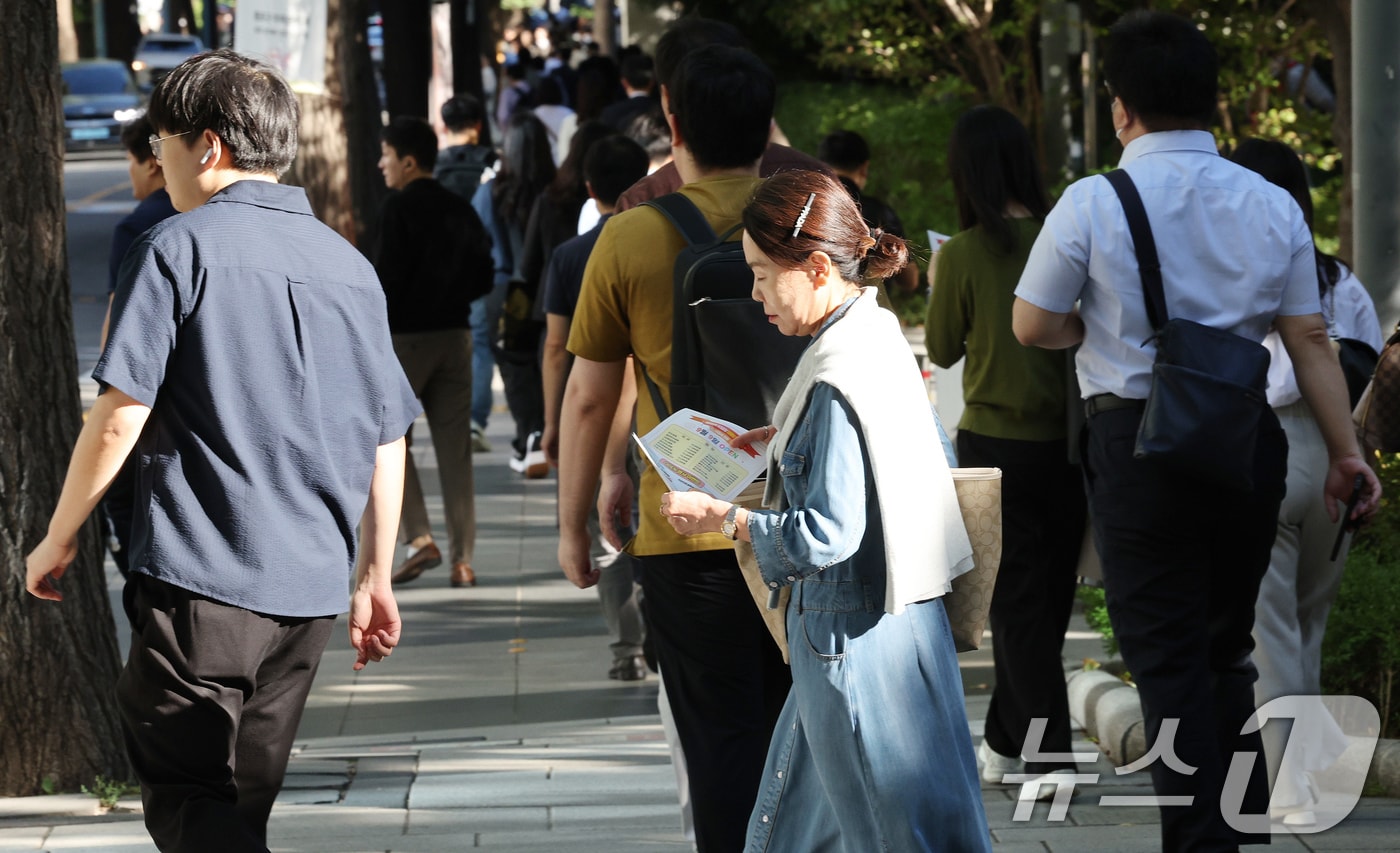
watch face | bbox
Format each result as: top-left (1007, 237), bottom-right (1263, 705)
top-left (721, 520), bottom-right (737, 539)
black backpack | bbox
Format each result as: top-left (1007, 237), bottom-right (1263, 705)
top-left (640, 193), bottom-right (808, 430)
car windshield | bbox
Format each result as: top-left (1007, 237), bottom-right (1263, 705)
top-left (62, 65), bottom-right (134, 96)
top-left (142, 37), bottom-right (202, 52)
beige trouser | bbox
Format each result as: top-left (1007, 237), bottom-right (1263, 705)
top-left (392, 329), bottom-right (476, 565)
top-left (1252, 401), bottom-right (1351, 810)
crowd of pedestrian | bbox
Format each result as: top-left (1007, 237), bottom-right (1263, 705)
top-left (23, 8), bottom-right (1384, 853)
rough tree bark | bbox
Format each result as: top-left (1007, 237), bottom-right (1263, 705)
top-left (283, 0), bottom-right (385, 249)
top-left (0, 0), bottom-right (131, 796)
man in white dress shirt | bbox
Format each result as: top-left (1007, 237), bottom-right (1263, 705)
top-left (1011, 11), bottom-right (1379, 852)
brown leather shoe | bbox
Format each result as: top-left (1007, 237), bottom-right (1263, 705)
top-left (391, 543), bottom-right (442, 585)
top-left (449, 562), bottom-right (476, 587)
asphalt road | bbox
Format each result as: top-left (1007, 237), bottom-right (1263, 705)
top-left (64, 150), bottom-right (136, 376)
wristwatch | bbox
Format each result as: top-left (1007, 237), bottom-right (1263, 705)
top-left (720, 504), bottom-right (741, 540)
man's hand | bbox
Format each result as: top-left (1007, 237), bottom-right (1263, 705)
top-left (349, 579), bottom-right (402, 671)
top-left (1325, 454), bottom-right (1382, 524)
top-left (26, 536), bottom-right (78, 601)
top-left (559, 525), bottom-right (599, 589)
top-left (597, 470), bottom-right (635, 551)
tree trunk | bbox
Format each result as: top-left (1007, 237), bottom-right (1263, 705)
top-left (381, 0), bottom-right (433, 120)
top-left (1306, 0), bottom-right (1352, 262)
top-left (0, 0), bottom-right (130, 797)
top-left (594, 0), bottom-right (615, 57)
top-left (449, 0), bottom-right (485, 103)
top-left (103, 0), bottom-right (142, 65)
top-left (283, 0), bottom-right (383, 248)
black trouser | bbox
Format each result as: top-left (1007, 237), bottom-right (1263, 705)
top-left (639, 549), bottom-right (791, 853)
top-left (1085, 406), bottom-right (1286, 852)
top-left (957, 430), bottom-right (1085, 775)
top-left (494, 343), bottom-right (545, 456)
top-left (117, 574), bottom-right (334, 852)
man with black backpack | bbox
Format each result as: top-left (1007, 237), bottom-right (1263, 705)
top-left (558, 44), bottom-right (793, 853)
top-left (374, 116), bottom-right (495, 589)
top-left (435, 95), bottom-right (497, 202)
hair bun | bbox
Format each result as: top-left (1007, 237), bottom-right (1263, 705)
top-left (862, 228), bottom-right (909, 280)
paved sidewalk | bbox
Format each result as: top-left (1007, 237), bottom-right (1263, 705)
top-left (5, 392), bottom-right (1400, 851)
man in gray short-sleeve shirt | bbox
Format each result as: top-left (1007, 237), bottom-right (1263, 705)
top-left (26, 50), bottom-right (420, 851)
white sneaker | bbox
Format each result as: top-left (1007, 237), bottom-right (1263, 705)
top-left (509, 431), bottom-right (548, 479)
top-left (977, 739), bottom-right (1023, 785)
top-left (470, 422), bottom-right (490, 453)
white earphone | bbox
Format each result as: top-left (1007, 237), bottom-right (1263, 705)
top-left (200, 148), bottom-right (214, 165)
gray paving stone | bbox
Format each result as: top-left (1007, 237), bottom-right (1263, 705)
top-left (410, 765), bottom-right (678, 811)
top-left (996, 822), bottom-right (1163, 851)
top-left (406, 806), bottom-right (549, 834)
top-left (42, 819), bottom-right (160, 852)
top-left (341, 775), bottom-right (414, 809)
top-left (279, 774), bottom-right (347, 790)
top-left (273, 788), bottom-right (343, 806)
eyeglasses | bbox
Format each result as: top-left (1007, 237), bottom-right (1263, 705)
top-left (148, 130), bottom-right (193, 161)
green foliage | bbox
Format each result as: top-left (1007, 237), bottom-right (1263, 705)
top-left (761, 0), bottom-right (1039, 117)
top-left (1322, 453), bottom-right (1400, 738)
top-left (774, 77), bottom-right (968, 324)
top-left (40, 776), bottom-right (58, 796)
top-left (1077, 585), bottom-right (1119, 659)
top-left (81, 775), bottom-right (137, 811)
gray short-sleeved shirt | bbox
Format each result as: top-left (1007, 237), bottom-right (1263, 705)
top-left (96, 180), bottom-right (421, 617)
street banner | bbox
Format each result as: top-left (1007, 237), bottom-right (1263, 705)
top-left (235, 0), bottom-right (328, 94)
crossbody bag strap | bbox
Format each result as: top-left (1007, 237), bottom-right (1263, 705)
top-left (1104, 170), bottom-right (1169, 332)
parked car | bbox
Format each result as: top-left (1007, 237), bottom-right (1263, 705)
top-left (131, 33), bottom-right (204, 92)
top-left (61, 60), bottom-right (144, 152)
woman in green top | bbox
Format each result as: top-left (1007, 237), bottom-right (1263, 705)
top-left (925, 105), bottom-right (1087, 790)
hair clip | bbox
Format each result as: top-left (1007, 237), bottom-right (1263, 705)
top-left (791, 192), bottom-right (816, 238)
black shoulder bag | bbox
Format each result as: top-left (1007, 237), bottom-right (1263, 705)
top-left (1105, 170), bottom-right (1271, 491)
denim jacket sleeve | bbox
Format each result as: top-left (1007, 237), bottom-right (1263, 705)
top-left (747, 383), bottom-right (869, 587)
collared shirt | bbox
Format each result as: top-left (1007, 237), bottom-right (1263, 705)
top-left (97, 180), bottom-right (420, 617)
top-left (1264, 266), bottom-right (1383, 407)
top-left (1015, 130), bottom-right (1320, 400)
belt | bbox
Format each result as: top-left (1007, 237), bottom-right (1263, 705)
top-left (1084, 393), bottom-right (1146, 419)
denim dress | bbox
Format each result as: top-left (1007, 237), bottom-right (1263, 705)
top-left (745, 382), bottom-right (991, 852)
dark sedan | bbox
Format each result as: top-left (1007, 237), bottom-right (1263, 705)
top-left (62, 60), bottom-right (144, 152)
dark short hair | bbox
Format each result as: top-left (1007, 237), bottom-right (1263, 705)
top-left (1103, 11), bottom-right (1218, 129)
top-left (817, 130), bottom-right (871, 172)
top-left (948, 105), bottom-right (1049, 255)
top-left (381, 116), bottom-right (440, 172)
top-left (584, 135), bottom-right (650, 207)
top-left (620, 54), bottom-right (655, 92)
top-left (121, 114), bottom-right (158, 164)
top-left (654, 16), bottom-right (747, 94)
top-left (440, 94), bottom-right (484, 132)
top-left (668, 45), bottom-right (773, 170)
top-left (146, 48), bottom-right (298, 176)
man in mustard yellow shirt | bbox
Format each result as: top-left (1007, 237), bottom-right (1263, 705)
top-left (558, 41), bottom-right (791, 853)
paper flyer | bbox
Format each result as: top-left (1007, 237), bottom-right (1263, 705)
top-left (632, 408), bottom-right (768, 502)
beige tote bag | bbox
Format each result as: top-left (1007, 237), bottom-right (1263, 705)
top-left (733, 469), bottom-right (1003, 661)
top-left (945, 467), bottom-right (1004, 652)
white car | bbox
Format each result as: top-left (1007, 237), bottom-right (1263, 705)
top-left (131, 33), bottom-right (205, 92)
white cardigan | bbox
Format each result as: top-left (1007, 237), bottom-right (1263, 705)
top-left (765, 288), bottom-right (974, 614)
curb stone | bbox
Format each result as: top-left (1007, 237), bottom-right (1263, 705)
top-left (1065, 666), bottom-right (1400, 797)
